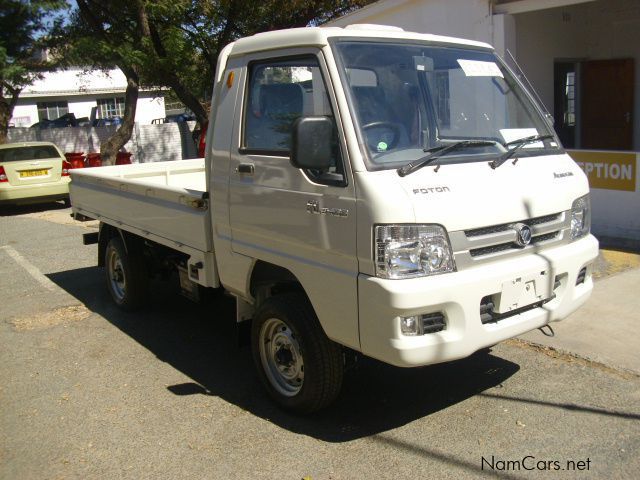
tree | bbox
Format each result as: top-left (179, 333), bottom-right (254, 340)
top-left (138, 0), bottom-right (375, 125)
top-left (0, 0), bottom-right (67, 144)
top-left (70, 0), bottom-right (147, 164)
top-left (57, 0), bottom-right (373, 160)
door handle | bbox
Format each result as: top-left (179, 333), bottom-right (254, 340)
top-left (236, 163), bottom-right (255, 175)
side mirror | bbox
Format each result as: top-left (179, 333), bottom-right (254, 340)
top-left (290, 116), bottom-right (333, 170)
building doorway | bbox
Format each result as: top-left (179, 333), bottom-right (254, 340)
top-left (554, 58), bottom-right (634, 150)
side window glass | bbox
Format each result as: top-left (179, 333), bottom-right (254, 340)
top-left (244, 56), bottom-right (345, 184)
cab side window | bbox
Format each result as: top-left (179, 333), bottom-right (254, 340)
top-left (243, 56), bottom-right (345, 185)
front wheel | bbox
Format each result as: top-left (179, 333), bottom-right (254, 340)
top-left (251, 293), bottom-right (344, 413)
top-left (104, 236), bottom-right (148, 311)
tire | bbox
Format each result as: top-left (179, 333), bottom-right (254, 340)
top-left (251, 293), bottom-right (344, 413)
top-left (104, 236), bottom-right (149, 311)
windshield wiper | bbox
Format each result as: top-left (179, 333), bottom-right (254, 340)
top-left (397, 140), bottom-right (497, 177)
top-left (489, 134), bottom-right (554, 169)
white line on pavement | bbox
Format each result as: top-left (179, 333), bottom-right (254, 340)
top-left (0, 245), bottom-right (57, 292)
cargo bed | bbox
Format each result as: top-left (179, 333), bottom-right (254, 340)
top-left (70, 159), bottom-right (212, 254)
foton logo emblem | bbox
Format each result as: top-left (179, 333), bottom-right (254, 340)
top-left (413, 186), bottom-right (451, 194)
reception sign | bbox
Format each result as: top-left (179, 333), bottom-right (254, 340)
top-left (568, 150), bottom-right (637, 192)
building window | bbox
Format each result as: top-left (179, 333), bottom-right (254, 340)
top-left (97, 97), bottom-right (125, 118)
top-left (564, 71), bottom-right (576, 127)
top-left (37, 101), bottom-right (68, 121)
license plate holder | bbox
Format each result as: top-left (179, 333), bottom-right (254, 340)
top-left (494, 271), bottom-right (552, 314)
top-left (19, 169), bottom-right (48, 178)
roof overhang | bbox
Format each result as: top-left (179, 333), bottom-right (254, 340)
top-left (493, 0), bottom-right (597, 15)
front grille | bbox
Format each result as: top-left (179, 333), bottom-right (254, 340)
top-left (480, 277), bottom-right (561, 324)
top-left (576, 267), bottom-right (587, 285)
top-left (422, 312), bottom-right (446, 333)
top-left (465, 213), bottom-right (561, 238)
top-left (469, 231), bottom-right (560, 258)
top-left (480, 295), bottom-right (551, 324)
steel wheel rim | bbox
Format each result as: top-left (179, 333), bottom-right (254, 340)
top-left (259, 317), bottom-right (304, 397)
top-left (107, 248), bottom-right (126, 302)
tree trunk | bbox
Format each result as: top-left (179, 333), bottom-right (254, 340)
top-left (166, 75), bottom-right (208, 125)
top-left (0, 85), bottom-right (20, 145)
top-left (100, 72), bottom-right (139, 165)
top-left (0, 99), bottom-right (11, 144)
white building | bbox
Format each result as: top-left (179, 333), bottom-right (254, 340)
top-left (10, 68), bottom-right (166, 127)
top-left (328, 0), bottom-right (640, 242)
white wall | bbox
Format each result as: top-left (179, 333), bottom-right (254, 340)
top-left (590, 161), bottom-right (640, 241)
top-left (135, 95), bottom-right (166, 124)
top-left (10, 104), bottom-right (38, 127)
top-left (11, 92), bottom-right (166, 127)
top-left (6, 122), bottom-right (198, 163)
top-left (515, 0), bottom-right (640, 149)
top-left (68, 99), bottom-right (98, 119)
top-left (326, 0), bottom-right (493, 47)
top-left (22, 68), bottom-right (128, 96)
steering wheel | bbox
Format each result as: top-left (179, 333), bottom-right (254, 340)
top-left (361, 121), bottom-right (402, 151)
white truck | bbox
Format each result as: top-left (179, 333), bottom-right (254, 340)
top-left (70, 25), bottom-right (598, 413)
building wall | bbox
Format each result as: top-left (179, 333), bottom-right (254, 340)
top-left (11, 92), bottom-right (166, 127)
top-left (515, 0), bottom-right (640, 149)
top-left (10, 104), bottom-right (38, 127)
top-left (326, 0), bottom-right (493, 47)
top-left (6, 122), bottom-right (198, 163)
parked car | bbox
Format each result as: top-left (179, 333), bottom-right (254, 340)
top-left (92, 116), bottom-right (123, 127)
top-left (30, 113), bottom-right (79, 129)
top-left (165, 112), bottom-right (196, 123)
top-left (0, 142), bottom-right (70, 206)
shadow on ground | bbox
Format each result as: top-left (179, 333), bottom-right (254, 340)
top-left (48, 266), bottom-right (519, 442)
top-left (0, 200), bottom-right (68, 216)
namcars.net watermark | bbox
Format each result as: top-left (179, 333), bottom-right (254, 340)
top-left (481, 455), bottom-right (591, 472)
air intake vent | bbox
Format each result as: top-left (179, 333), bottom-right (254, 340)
top-left (422, 312), bottom-right (446, 333)
top-left (465, 213), bottom-right (561, 238)
top-left (469, 232), bottom-right (560, 258)
top-left (576, 267), bottom-right (587, 285)
top-left (480, 295), bottom-right (552, 325)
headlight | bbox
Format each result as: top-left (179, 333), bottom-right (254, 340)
top-left (570, 194), bottom-right (591, 240)
top-left (375, 225), bottom-right (456, 279)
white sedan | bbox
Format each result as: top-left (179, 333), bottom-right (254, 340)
top-left (0, 141), bottom-right (70, 205)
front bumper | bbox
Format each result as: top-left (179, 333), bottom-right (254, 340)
top-left (0, 179), bottom-right (69, 204)
top-left (358, 234), bottom-right (599, 367)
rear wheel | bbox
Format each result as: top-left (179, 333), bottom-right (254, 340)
top-left (251, 293), bottom-right (344, 413)
top-left (104, 236), bottom-right (148, 311)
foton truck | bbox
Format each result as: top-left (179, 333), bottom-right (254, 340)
top-left (70, 25), bottom-right (598, 412)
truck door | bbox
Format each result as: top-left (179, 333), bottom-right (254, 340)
top-left (228, 50), bottom-right (360, 349)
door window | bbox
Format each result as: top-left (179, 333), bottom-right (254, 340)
top-left (243, 56), bottom-right (345, 185)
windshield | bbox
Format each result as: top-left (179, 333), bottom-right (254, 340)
top-left (332, 40), bottom-right (559, 170)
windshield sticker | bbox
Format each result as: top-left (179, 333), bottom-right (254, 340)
top-left (377, 141), bottom-right (388, 152)
top-left (457, 59), bottom-right (503, 78)
top-left (500, 128), bottom-right (543, 148)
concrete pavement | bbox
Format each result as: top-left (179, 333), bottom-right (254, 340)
top-left (520, 250), bottom-right (640, 375)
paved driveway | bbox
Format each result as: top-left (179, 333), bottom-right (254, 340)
top-left (1, 204), bottom-right (639, 479)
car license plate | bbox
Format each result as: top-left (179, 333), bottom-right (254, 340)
top-left (494, 271), bottom-right (552, 314)
top-left (19, 169), bottom-right (48, 178)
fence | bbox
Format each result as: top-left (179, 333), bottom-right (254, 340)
top-left (7, 121), bottom-right (199, 163)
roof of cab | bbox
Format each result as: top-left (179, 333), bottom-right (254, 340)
top-left (229, 24), bottom-right (494, 57)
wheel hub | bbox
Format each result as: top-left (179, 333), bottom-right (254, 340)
top-left (259, 318), bottom-right (304, 397)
